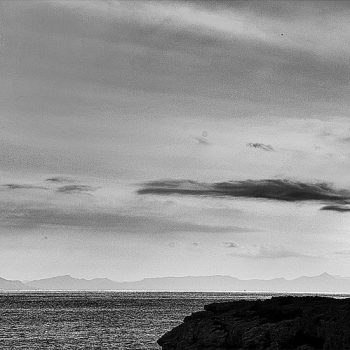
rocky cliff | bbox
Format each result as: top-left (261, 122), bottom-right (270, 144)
top-left (158, 296), bottom-right (350, 350)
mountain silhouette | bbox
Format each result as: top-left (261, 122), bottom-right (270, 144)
top-left (0, 273), bottom-right (347, 292)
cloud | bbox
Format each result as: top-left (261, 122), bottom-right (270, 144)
top-left (194, 136), bottom-right (210, 145)
top-left (46, 176), bottom-right (76, 183)
top-left (247, 143), bottom-right (274, 151)
top-left (320, 205), bottom-right (350, 213)
top-left (339, 137), bottom-right (350, 143)
top-left (0, 205), bottom-right (250, 233)
top-left (334, 250), bottom-right (350, 256)
top-left (138, 179), bottom-right (350, 203)
top-left (224, 241), bottom-right (238, 248)
top-left (228, 244), bottom-right (311, 259)
top-left (3, 183), bottom-right (47, 190)
top-left (194, 131), bottom-right (210, 145)
top-left (1, 179), bottom-right (94, 194)
top-left (54, 1), bottom-right (350, 59)
top-left (56, 185), bottom-right (95, 194)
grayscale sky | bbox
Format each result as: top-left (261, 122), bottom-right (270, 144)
top-left (1, 0), bottom-right (350, 281)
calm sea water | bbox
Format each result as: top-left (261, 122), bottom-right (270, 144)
top-left (0, 291), bottom-right (346, 349)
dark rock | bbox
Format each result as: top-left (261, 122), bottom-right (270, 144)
top-left (157, 296), bottom-right (350, 350)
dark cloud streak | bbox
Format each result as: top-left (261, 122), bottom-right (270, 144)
top-left (138, 179), bottom-right (350, 205)
top-left (320, 205), bottom-right (350, 213)
top-left (56, 185), bottom-right (95, 194)
top-left (46, 176), bottom-right (76, 183)
top-left (224, 242), bottom-right (238, 248)
top-left (247, 143), bottom-right (274, 151)
top-left (3, 184), bottom-right (48, 190)
top-left (2, 180), bottom-right (94, 194)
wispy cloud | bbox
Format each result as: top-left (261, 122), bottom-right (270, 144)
top-left (46, 176), bottom-right (76, 183)
top-left (138, 179), bottom-right (350, 205)
top-left (228, 244), bottom-right (313, 260)
top-left (54, 1), bottom-right (350, 58)
top-left (320, 205), bottom-right (350, 213)
top-left (1, 178), bottom-right (94, 195)
top-left (3, 184), bottom-right (48, 190)
top-left (56, 185), bottom-right (95, 194)
top-left (223, 241), bottom-right (238, 248)
top-left (0, 205), bottom-right (250, 233)
top-left (194, 131), bottom-right (210, 145)
top-left (247, 143), bottom-right (274, 151)
top-left (334, 250), bottom-right (350, 256)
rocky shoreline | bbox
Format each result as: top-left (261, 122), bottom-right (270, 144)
top-left (158, 296), bottom-right (350, 350)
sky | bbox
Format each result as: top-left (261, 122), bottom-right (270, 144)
top-left (1, 0), bottom-right (350, 281)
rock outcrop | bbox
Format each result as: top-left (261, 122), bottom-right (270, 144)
top-left (158, 296), bottom-right (350, 350)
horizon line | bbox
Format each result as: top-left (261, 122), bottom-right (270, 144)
top-left (2, 271), bottom-right (343, 284)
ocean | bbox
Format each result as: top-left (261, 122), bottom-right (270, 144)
top-left (0, 291), bottom-right (345, 350)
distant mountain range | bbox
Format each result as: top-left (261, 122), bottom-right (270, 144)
top-left (0, 277), bottom-right (33, 291)
top-left (1, 273), bottom-right (350, 293)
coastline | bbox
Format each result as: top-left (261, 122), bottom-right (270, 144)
top-left (158, 296), bottom-right (350, 350)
